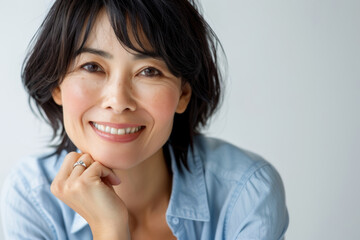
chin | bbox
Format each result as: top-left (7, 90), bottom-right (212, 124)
top-left (89, 151), bottom-right (140, 170)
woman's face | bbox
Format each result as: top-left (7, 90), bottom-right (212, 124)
top-left (52, 12), bottom-right (191, 169)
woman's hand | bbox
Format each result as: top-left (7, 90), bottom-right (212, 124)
top-left (51, 152), bottom-right (130, 239)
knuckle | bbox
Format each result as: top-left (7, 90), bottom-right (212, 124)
top-left (67, 179), bottom-right (85, 192)
top-left (78, 153), bottom-right (94, 166)
top-left (81, 153), bottom-right (94, 161)
top-left (50, 181), bottom-right (62, 195)
top-left (91, 161), bottom-right (101, 168)
top-left (64, 152), bottom-right (80, 163)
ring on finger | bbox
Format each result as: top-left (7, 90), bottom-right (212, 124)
top-left (73, 160), bottom-right (87, 169)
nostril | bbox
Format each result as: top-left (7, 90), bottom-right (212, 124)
top-left (102, 97), bottom-right (137, 113)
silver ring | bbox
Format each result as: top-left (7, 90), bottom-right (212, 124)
top-left (73, 160), bottom-right (87, 169)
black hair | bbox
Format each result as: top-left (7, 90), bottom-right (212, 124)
top-left (22, 0), bottom-right (223, 169)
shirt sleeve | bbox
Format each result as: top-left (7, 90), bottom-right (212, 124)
top-left (1, 171), bottom-right (55, 240)
top-left (227, 164), bottom-right (289, 240)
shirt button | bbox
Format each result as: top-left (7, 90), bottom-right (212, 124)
top-left (172, 217), bottom-right (179, 225)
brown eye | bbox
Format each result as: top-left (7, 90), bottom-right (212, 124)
top-left (139, 67), bottom-right (161, 77)
top-left (82, 63), bottom-right (103, 73)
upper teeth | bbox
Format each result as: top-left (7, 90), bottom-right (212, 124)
top-left (93, 122), bottom-right (142, 135)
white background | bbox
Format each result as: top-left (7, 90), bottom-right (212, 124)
top-left (1, 0), bottom-right (359, 239)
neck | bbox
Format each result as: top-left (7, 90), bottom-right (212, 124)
top-left (113, 148), bottom-right (172, 221)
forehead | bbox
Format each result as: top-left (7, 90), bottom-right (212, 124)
top-left (80, 9), bottom-right (154, 55)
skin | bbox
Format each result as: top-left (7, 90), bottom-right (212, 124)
top-left (50, 11), bottom-right (191, 240)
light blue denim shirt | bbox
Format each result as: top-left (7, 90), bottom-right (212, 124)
top-left (1, 136), bottom-right (288, 239)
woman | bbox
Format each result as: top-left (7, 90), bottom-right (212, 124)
top-left (1, 0), bottom-right (288, 239)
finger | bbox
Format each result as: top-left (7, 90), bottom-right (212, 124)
top-left (69, 153), bottom-right (95, 179)
top-left (51, 152), bottom-right (83, 197)
top-left (82, 161), bottom-right (121, 186)
top-left (54, 152), bottom-right (82, 182)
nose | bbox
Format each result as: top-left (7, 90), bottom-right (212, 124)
top-left (101, 76), bottom-right (137, 113)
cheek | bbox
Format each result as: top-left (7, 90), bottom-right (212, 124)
top-left (61, 78), bottom-right (95, 116)
top-left (140, 86), bottom-right (180, 123)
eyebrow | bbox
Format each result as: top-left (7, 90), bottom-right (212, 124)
top-left (76, 47), bottom-right (162, 61)
top-left (76, 47), bottom-right (113, 59)
top-left (131, 49), bottom-right (162, 59)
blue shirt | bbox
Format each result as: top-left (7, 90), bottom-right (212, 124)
top-left (1, 136), bottom-right (289, 239)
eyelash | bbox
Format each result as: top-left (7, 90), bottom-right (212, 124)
top-left (81, 62), bottom-right (104, 73)
top-left (138, 67), bottom-right (162, 77)
top-left (80, 62), bottom-right (162, 78)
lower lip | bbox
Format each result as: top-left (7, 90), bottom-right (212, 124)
top-left (91, 123), bottom-right (144, 143)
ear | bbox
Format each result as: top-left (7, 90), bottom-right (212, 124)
top-left (52, 86), bottom-right (63, 105)
top-left (176, 82), bottom-right (192, 114)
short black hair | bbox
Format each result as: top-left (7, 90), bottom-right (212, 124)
top-left (22, 0), bottom-right (223, 169)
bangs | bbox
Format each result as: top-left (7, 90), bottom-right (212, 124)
top-left (74, 1), bottom-right (178, 76)
top-left (76, 9), bottom-right (155, 55)
top-left (67, 0), bottom-right (206, 82)
top-left (105, 2), bottom-right (160, 57)
top-left (104, 0), bottom-right (201, 79)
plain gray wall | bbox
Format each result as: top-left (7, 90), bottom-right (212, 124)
top-left (1, 0), bottom-right (359, 239)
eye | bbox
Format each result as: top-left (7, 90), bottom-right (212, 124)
top-left (81, 62), bottom-right (103, 73)
top-left (139, 67), bottom-right (161, 77)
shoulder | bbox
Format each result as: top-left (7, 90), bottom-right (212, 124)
top-left (3, 151), bottom-right (62, 193)
top-left (192, 136), bottom-right (289, 239)
top-left (1, 151), bottom-right (66, 239)
top-left (193, 135), bottom-right (269, 181)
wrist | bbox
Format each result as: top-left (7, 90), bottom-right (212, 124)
top-left (90, 212), bottom-right (130, 240)
top-left (91, 223), bottom-right (130, 240)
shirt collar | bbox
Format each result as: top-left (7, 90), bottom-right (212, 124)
top-left (70, 213), bottom-right (88, 234)
top-left (69, 141), bottom-right (210, 233)
top-left (166, 142), bottom-right (210, 222)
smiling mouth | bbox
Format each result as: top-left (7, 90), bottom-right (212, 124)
top-left (91, 122), bottom-right (144, 136)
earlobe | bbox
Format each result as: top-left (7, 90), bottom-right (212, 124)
top-left (176, 83), bottom-right (192, 114)
top-left (52, 87), bottom-right (63, 105)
